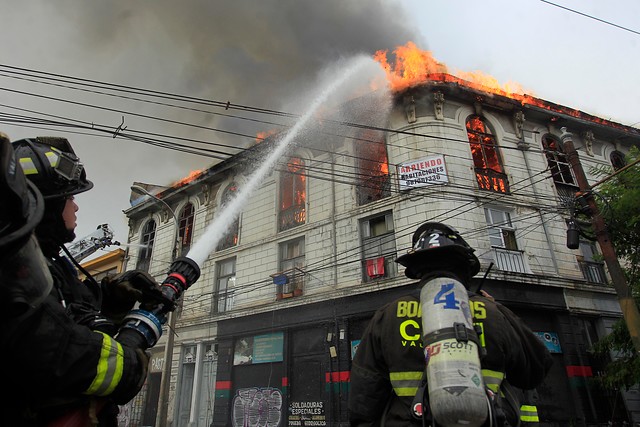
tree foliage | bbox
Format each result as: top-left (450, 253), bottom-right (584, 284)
top-left (590, 146), bottom-right (640, 390)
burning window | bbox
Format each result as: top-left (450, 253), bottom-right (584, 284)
top-left (466, 115), bottom-right (509, 194)
top-left (279, 157), bottom-right (306, 232)
top-left (355, 130), bottom-right (390, 205)
top-left (217, 183), bottom-right (240, 250)
top-left (178, 202), bottom-right (195, 256)
top-left (541, 134), bottom-right (576, 187)
top-left (136, 219), bottom-right (155, 272)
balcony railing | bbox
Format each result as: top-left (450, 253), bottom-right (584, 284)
top-left (475, 168), bottom-right (510, 194)
top-left (492, 247), bottom-right (531, 274)
top-left (579, 260), bottom-right (607, 284)
top-left (278, 205), bottom-right (306, 232)
top-left (272, 268), bottom-right (306, 299)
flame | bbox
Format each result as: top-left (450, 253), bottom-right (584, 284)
top-left (172, 169), bottom-right (204, 187)
top-left (374, 42), bottom-right (636, 131)
top-left (256, 129), bottom-right (278, 144)
top-left (374, 41), bottom-right (531, 97)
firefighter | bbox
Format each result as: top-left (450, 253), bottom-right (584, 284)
top-left (0, 132), bottom-right (50, 318)
top-left (348, 222), bottom-right (553, 427)
top-left (3, 136), bottom-right (166, 426)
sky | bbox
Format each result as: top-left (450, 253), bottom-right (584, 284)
top-left (1, 0), bottom-right (638, 260)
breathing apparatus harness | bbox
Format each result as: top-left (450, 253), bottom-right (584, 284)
top-left (396, 222), bottom-right (510, 427)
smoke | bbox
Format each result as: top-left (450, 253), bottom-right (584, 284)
top-left (55, 1), bottom-right (418, 111)
top-left (1, 0), bottom-right (425, 244)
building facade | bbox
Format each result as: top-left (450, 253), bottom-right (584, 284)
top-left (123, 77), bottom-right (640, 426)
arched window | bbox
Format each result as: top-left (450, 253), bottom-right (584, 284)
top-left (178, 202), bottom-right (195, 257)
top-left (279, 157), bottom-right (306, 232)
top-left (355, 130), bottom-right (390, 205)
top-left (136, 219), bottom-right (156, 272)
top-left (466, 115), bottom-right (509, 193)
top-left (217, 183), bottom-right (240, 251)
top-left (542, 134), bottom-right (576, 186)
top-left (610, 150), bottom-right (626, 171)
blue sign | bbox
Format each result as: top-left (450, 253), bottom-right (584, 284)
top-left (535, 331), bottom-right (562, 353)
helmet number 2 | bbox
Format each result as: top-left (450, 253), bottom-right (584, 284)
top-left (428, 233), bottom-right (441, 248)
top-left (433, 283), bottom-right (460, 310)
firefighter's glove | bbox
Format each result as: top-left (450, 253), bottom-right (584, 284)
top-left (101, 270), bottom-right (165, 323)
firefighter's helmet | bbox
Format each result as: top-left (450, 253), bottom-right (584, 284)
top-left (0, 133), bottom-right (44, 257)
top-left (395, 222), bottom-right (480, 280)
top-left (12, 137), bottom-right (93, 200)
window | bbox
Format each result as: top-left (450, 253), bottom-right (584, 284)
top-left (579, 241), bottom-right (606, 284)
top-left (484, 208), bottom-right (517, 250)
top-left (217, 183), bottom-right (240, 250)
top-left (542, 134), bottom-right (576, 186)
top-left (136, 219), bottom-right (156, 272)
top-left (485, 208), bottom-right (530, 273)
top-left (355, 130), bottom-right (390, 205)
top-left (214, 258), bottom-right (236, 313)
top-left (610, 150), bottom-right (626, 171)
top-left (178, 202), bottom-right (195, 257)
top-left (360, 212), bottom-right (396, 282)
top-left (279, 157), bottom-right (306, 232)
top-left (277, 237), bottom-right (305, 298)
top-left (466, 115), bottom-right (510, 193)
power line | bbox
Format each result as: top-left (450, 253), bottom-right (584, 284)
top-left (539, 0), bottom-right (640, 36)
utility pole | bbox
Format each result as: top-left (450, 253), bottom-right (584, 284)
top-left (131, 185), bottom-right (180, 427)
top-left (561, 127), bottom-right (640, 354)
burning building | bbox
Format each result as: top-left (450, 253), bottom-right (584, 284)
top-left (123, 44), bottom-right (640, 426)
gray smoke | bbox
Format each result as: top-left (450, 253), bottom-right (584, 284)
top-left (1, 0), bottom-right (425, 243)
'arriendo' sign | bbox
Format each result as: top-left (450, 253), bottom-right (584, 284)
top-left (397, 155), bottom-right (448, 190)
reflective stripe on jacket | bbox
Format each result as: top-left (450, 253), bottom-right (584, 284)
top-left (520, 404), bottom-right (539, 423)
top-left (349, 290), bottom-right (552, 427)
top-left (84, 331), bottom-right (126, 396)
top-left (389, 371), bottom-right (422, 397)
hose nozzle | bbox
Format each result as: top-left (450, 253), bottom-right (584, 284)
top-left (158, 257), bottom-right (200, 313)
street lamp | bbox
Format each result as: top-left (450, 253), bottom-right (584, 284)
top-left (130, 184), bottom-right (180, 427)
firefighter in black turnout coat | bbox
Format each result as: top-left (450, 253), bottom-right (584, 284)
top-left (1, 136), bottom-right (164, 426)
top-left (349, 222), bottom-right (552, 427)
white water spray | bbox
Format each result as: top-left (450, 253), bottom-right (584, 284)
top-left (186, 55), bottom-right (387, 267)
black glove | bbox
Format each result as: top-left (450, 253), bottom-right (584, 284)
top-left (101, 270), bottom-right (165, 323)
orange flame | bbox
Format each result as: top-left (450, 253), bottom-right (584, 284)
top-left (172, 169), bottom-right (204, 187)
top-left (374, 41), bottom-right (531, 97)
top-left (375, 42), bottom-right (636, 131)
top-left (256, 129), bottom-right (278, 144)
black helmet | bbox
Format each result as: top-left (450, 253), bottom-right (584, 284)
top-left (1, 133), bottom-right (53, 317)
top-left (395, 222), bottom-right (480, 280)
top-left (0, 133), bottom-right (44, 257)
top-left (12, 137), bottom-right (93, 200)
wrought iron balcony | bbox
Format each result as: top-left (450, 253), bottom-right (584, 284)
top-left (492, 247), bottom-right (531, 274)
top-left (579, 260), bottom-right (607, 284)
top-left (272, 268), bottom-right (306, 299)
top-left (475, 168), bottom-right (510, 194)
top-left (278, 205), bottom-right (306, 232)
